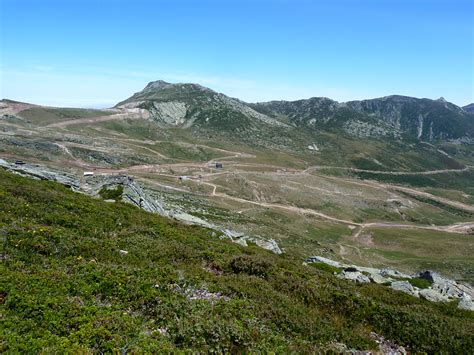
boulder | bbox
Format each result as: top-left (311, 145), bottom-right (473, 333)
top-left (255, 238), bottom-right (282, 254)
top-left (306, 256), bottom-right (343, 268)
top-left (390, 281), bottom-right (419, 298)
top-left (369, 273), bottom-right (390, 284)
top-left (417, 270), bottom-right (474, 299)
top-left (419, 288), bottom-right (449, 302)
top-left (380, 268), bottom-right (412, 279)
top-left (458, 294), bottom-right (474, 311)
top-left (338, 270), bottom-right (370, 283)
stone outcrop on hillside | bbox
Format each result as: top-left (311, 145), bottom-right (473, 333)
top-left (0, 159), bottom-right (282, 255)
top-left (306, 256), bottom-right (474, 310)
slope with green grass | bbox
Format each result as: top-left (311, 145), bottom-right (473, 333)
top-left (1, 169), bottom-right (473, 353)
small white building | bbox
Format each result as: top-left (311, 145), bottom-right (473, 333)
top-left (307, 143), bottom-right (319, 151)
top-left (83, 172), bottom-right (95, 177)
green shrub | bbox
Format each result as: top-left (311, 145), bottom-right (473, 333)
top-left (409, 277), bottom-right (432, 289)
top-left (228, 255), bottom-right (272, 278)
top-left (98, 185), bottom-right (123, 200)
top-left (309, 262), bottom-right (341, 274)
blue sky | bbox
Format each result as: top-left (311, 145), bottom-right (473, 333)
top-left (1, 0), bottom-right (473, 107)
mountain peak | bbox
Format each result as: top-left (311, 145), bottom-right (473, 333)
top-left (142, 80), bottom-right (213, 94)
top-left (144, 80), bottom-right (173, 91)
top-left (463, 103), bottom-right (474, 113)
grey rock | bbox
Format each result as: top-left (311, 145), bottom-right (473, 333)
top-left (370, 332), bottom-right (407, 355)
top-left (390, 281), bottom-right (419, 298)
top-left (306, 256), bottom-right (473, 307)
top-left (417, 270), bottom-right (474, 299)
top-left (253, 238), bottom-right (282, 254)
top-left (338, 270), bottom-right (370, 283)
top-left (369, 273), bottom-right (391, 284)
top-left (458, 294), bottom-right (474, 311)
top-left (419, 288), bottom-right (449, 302)
top-left (0, 159), bottom-right (81, 190)
top-left (221, 229), bottom-right (282, 254)
top-left (380, 268), bottom-right (412, 279)
top-left (306, 256), bottom-right (343, 268)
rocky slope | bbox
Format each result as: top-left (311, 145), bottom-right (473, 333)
top-left (252, 95), bottom-right (474, 141)
top-left (306, 256), bottom-right (474, 311)
top-left (463, 103), bottom-right (474, 113)
top-left (116, 80), bottom-right (286, 130)
top-left (0, 158), bottom-right (282, 254)
top-left (346, 96), bottom-right (474, 141)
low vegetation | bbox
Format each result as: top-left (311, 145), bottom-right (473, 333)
top-left (408, 277), bottom-right (432, 289)
top-left (98, 185), bottom-right (124, 200)
top-left (1, 169), bottom-right (473, 352)
top-left (309, 262), bottom-right (342, 274)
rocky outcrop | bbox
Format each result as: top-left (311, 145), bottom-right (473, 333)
top-left (370, 332), bottom-right (407, 355)
top-left (338, 270), bottom-right (370, 283)
top-left (0, 159), bottom-right (81, 190)
top-left (85, 174), bottom-right (168, 215)
top-left (416, 270), bottom-right (474, 299)
top-left (391, 281), bottom-right (419, 298)
top-left (115, 80), bottom-right (286, 129)
top-left (419, 288), bottom-right (449, 302)
top-left (458, 294), bottom-right (474, 311)
top-left (346, 95), bottom-right (474, 141)
top-left (343, 119), bottom-right (397, 138)
top-left (305, 256), bottom-right (474, 310)
top-left (0, 159), bottom-right (282, 255)
top-left (221, 229), bottom-right (282, 254)
top-left (147, 101), bottom-right (187, 125)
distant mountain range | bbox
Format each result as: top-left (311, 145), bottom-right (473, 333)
top-left (116, 80), bottom-right (474, 142)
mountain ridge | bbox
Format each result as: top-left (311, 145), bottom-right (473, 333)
top-left (113, 80), bottom-right (473, 142)
top-left (3, 80), bottom-right (472, 142)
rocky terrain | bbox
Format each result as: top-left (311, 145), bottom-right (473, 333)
top-left (116, 81), bottom-right (474, 142)
top-left (306, 256), bottom-right (474, 311)
top-left (116, 80), bottom-right (286, 130)
top-left (3, 168), bottom-right (472, 353)
top-left (462, 103), bottom-right (474, 113)
top-left (0, 158), bottom-right (282, 254)
top-left (1, 80), bottom-right (473, 284)
top-left (252, 94), bottom-right (474, 141)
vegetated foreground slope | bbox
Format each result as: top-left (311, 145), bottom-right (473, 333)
top-left (1, 169), bottom-right (473, 353)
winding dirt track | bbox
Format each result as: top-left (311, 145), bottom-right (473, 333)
top-left (4, 107), bottom-right (472, 236)
top-left (77, 146), bottom-right (473, 233)
top-left (304, 165), bottom-right (469, 176)
top-left (203, 180), bottom-right (474, 234)
top-left (136, 169), bottom-right (474, 235)
top-left (43, 112), bottom-right (131, 128)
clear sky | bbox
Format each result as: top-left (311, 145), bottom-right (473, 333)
top-left (1, 0), bottom-right (473, 107)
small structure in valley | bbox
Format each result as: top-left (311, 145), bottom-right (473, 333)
top-left (215, 162), bottom-right (223, 169)
top-left (83, 171), bottom-right (94, 177)
top-left (307, 143), bottom-right (319, 151)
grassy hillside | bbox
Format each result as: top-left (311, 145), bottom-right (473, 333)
top-left (17, 107), bottom-right (114, 126)
top-left (1, 169), bottom-right (473, 353)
